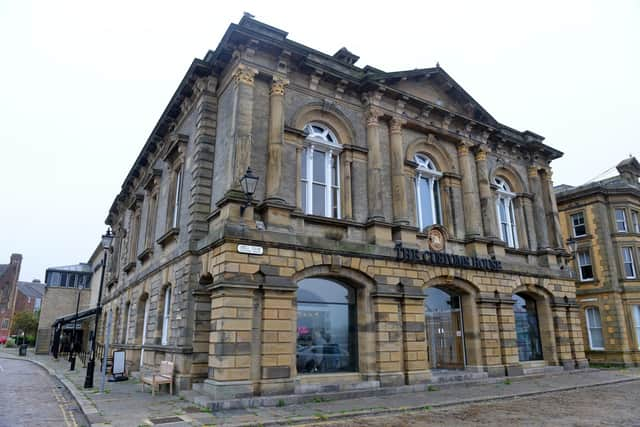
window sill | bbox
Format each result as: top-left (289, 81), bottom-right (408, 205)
top-left (157, 228), bottom-right (179, 247)
top-left (137, 248), bottom-right (153, 263)
top-left (579, 278), bottom-right (595, 283)
top-left (290, 211), bottom-right (360, 228)
top-left (123, 261), bottom-right (136, 274)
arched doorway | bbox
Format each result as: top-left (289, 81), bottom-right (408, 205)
top-left (512, 294), bottom-right (543, 361)
top-left (424, 287), bottom-right (466, 369)
top-left (296, 277), bottom-right (357, 374)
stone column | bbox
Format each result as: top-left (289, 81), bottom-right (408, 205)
top-left (366, 109), bottom-right (384, 221)
top-left (513, 197), bottom-right (529, 250)
top-left (527, 166), bottom-right (550, 249)
top-left (474, 147), bottom-right (498, 239)
top-left (541, 169), bottom-right (563, 249)
top-left (204, 286), bottom-right (254, 400)
top-left (189, 76), bottom-right (218, 241)
top-left (265, 77), bottom-right (288, 204)
top-left (401, 294), bottom-right (430, 384)
top-left (232, 65), bottom-right (258, 188)
top-left (457, 142), bottom-right (482, 237)
top-left (521, 196), bottom-right (538, 250)
top-left (389, 117), bottom-right (409, 224)
top-left (260, 289), bottom-right (296, 395)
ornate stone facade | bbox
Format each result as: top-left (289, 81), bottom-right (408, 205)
top-left (556, 157), bottom-right (640, 366)
top-left (101, 15), bottom-right (586, 397)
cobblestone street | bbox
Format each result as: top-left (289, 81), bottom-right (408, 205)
top-left (310, 380), bottom-right (640, 427)
top-left (0, 357), bottom-right (88, 427)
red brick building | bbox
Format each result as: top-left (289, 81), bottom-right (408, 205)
top-left (14, 280), bottom-right (44, 315)
top-left (0, 254), bottom-right (23, 339)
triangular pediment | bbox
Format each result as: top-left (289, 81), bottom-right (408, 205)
top-left (367, 67), bottom-right (496, 125)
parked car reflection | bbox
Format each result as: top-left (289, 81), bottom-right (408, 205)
top-left (296, 344), bottom-right (350, 373)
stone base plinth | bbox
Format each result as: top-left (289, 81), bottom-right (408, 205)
top-left (201, 379), bottom-right (253, 400)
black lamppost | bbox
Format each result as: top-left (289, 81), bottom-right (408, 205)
top-left (84, 228), bottom-right (113, 388)
top-left (69, 287), bottom-right (81, 371)
top-left (239, 166), bottom-right (259, 216)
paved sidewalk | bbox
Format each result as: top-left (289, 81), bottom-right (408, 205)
top-left (1, 346), bottom-right (639, 427)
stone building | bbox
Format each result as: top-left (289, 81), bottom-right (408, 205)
top-left (0, 253), bottom-right (22, 340)
top-left (35, 262), bottom-right (93, 354)
top-left (556, 157), bottom-right (640, 366)
top-left (14, 280), bottom-right (44, 314)
top-left (100, 15), bottom-right (586, 398)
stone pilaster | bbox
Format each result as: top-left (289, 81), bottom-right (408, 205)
top-left (189, 76), bottom-right (218, 242)
top-left (552, 304), bottom-right (576, 369)
top-left (496, 299), bottom-right (522, 376)
top-left (389, 117), bottom-right (409, 225)
top-left (204, 286), bottom-right (255, 400)
top-left (477, 301), bottom-right (503, 375)
top-left (541, 169), bottom-right (563, 249)
top-left (366, 109), bottom-right (384, 221)
top-left (265, 77), bottom-right (288, 204)
top-left (401, 295), bottom-right (430, 384)
top-left (232, 65), bottom-right (258, 189)
top-left (521, 195), bottom-right (538, 250)
top-left (527, 166), bottom-right (550, 249)
top-left (260, 289), bottom-right (295, 395)
top-left (373, 296), bottom-right (404, 386)
top-left (474, 147), bottom-right (498, 239)
top-left (457, 142), bottom-right (482, 238)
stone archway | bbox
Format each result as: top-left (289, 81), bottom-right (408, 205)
top-left (423, 277), bottom-right (482, 370)
top-left (512, 285), bottom-right (559, 366)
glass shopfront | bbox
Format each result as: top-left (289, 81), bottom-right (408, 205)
top-left (424, 287), bottom-right (466, 369)
top-left (513, 294), bottom-right (543, 361)
top-left (296, 278), bottom-right (357, 374)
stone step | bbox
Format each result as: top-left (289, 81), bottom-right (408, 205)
top-left (430, 370), bottom-right (489, 384)
top-left (294, 380), bottom-right (380, 395)
top-left (522, 365), bottom-right (564, 376)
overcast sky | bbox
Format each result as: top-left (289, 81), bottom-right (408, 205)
top-left (1, 0), bottom-right (639, 282)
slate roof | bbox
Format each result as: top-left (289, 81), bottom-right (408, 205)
top-left (45, 263), bottom-right (92, 273)
top-left (17, 281), bottom-right (45, 299)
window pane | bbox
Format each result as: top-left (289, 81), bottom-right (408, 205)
top-left (418, 177), bottom-right (434, 227)
top-left (616, 209), bottom-right (627, 231)
top-left (312, 183), bottom-right (325, 216)
top-left (433, 181), bottom-right (441, 224)
top-left (331, 154), bottom-right (338, 185)
top-left (634, 306), bottom-right (640, 348)
top-left (332, 187), bottom-right (338, 218)
top-left (297, 278), bottom-right (352, 304)
top-left (301, 182), bottom-right (307, 212)
top-left (313, 151), bottom-right (326, 183)
top-left (301, 148), bottom-right (308, 179)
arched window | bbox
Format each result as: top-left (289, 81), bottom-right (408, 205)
top-left (512, 294), bottom-right (543, 361)
top-left (585, 307), bottom-right (604, 350)
top-left (494, 177), bottom-right (518, 248)
top-left (296, 278), bottom-right (356, 374)
top-left (301, 123), bottom-right (341, 218)
top-left (414, 154), bottom-right (442, 230)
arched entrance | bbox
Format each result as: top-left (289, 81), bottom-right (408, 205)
top-left (512, 293), bottom-right (543, 362)
top-left (296, 277), bottom-right (357, 374)
top-left (424, 287), bottom-right (466, 369)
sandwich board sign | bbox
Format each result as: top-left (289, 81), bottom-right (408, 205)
top-left (109, 350), bottom-right (128, 382)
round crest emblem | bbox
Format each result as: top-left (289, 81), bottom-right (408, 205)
top-left (427, 227), bottom-right (446, 252)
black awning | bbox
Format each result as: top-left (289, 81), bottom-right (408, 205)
top-left (52, 307), bottom-right (98, 327)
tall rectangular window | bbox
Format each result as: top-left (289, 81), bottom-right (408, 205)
top-left (161, 287), bottom-right (172, 345)
top-left (577, 250), bottom-right (594, 281)
top-left (634, 305), bottom-right (640, 349)
top-left (144, 193), bottom-right (158, 250)
top-left (632, 211), bottom-right (640, 233)
top-left (129, 210), bottom-right (141, 262)
top-left (301, 147), bottom-right (340, 218)
top-left (571, 212), bottom-right (586, 237)
top-left (616, 209), bottom-right (627, 232)
top-left (622, 247), bottom-right (636, 279)
top-left (167, 166), bottom-right (183, 229)
top-left (585, 307), bottom-right (604, 350)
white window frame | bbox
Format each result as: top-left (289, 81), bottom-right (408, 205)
top-left (577, 249), bottom-right (594, 281)
top-left (633, 305), bottom-right (640, 350)
top-left (414, 154), bottom-right (442, 230)
top-left (622, 246), bottom-right (636, 279)
top-left (161, 286), bottom-right (172, 345)
top-left (171, 166), bottom-right (183, 228)
top-left (301, 123), bottom-right (342, 218)
top-left (632, 211), bottom-right (640, 234)
top-left (571, 211), bottom-right (587, 237)
top-left (494, 177), bottom-right (518, 248)
top-left (615, 208), bottom-right (628, 232)
top-left (585, 307), bottom-right (604, 350)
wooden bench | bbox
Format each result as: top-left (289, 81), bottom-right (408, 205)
top-left (140, 360), bottom-right (174, 396)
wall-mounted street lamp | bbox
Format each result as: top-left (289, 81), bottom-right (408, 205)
top-left (84, 227), bottom-right (113, 389)
top-left (566, 238), bottom-right (578, 259)
top-left (239, 166), bottom-right (259, 216)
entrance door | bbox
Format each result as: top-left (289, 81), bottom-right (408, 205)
top-left (425, 287), bottom-right (465, 369)
top-left (513, 294), bottom-right (543, 361)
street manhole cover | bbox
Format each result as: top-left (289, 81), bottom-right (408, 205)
top-left (149, 416), bottom-right (184, 424)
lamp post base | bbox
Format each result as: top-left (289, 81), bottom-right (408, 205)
top-left (70, 355), bottom-right (76, 371)
top-left (84, 359), bottom-right (95, 388)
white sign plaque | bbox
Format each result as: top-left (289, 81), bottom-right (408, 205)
top-left (237, 244), bottom-right (264, 255)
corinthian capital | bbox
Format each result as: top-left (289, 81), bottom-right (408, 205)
top-left (390, 117), bottom-right (406, 134)
top-left (366, 108), bottom-right (383, 127)
top-left (233, 65), bottom-right (258, 86)
top-left (270, 77), bottom-right (289, 96)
